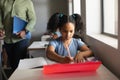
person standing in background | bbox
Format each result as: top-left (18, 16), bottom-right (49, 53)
top-left (0, 0), bottom-right (36, 72)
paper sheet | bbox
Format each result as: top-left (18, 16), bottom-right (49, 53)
top-left (17, 57), bottom-right (47, 69)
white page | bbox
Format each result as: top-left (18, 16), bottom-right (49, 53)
top-left (17, 57), bottom-right (47, 69)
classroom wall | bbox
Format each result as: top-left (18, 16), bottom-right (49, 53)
top-left (87, 36), bottom-right (120, 78)
top-left (31, 0), bottom-right (68, 42)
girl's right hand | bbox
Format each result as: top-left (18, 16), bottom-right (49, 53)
top-left (61, 56), bottom-right (74, 63)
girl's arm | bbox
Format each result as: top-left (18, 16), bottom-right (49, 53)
top-left (46, 45), bottom-right (73, 63)
top-left (74, 45), bottom-right (92, 63)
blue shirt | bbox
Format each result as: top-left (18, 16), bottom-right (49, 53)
top-left (49, 37), bottom-right (85, 57)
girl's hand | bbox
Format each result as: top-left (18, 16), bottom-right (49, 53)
top-left (74, 52), bottom-right (86, 63)
top-left (60, 56), bottom-right (74, 63)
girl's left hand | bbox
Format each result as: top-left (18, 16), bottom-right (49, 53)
top-left (74, 52), bottom-right (86, 63)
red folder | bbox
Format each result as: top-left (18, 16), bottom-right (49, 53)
top-left (43, 61), bottom-right (101, 74)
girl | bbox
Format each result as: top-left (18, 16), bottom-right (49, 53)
top-left (46, 15), bottom-right (92, 63)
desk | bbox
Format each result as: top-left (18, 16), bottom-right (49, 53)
top-left (8, 65), bottom-right (119, 80)
top-left (28, 41), bottom-right (49, 57)
top-left (9, 57), bottom-right (119, 80)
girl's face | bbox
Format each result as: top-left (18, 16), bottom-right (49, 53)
top-left (60, 22), bottom-right (75, 40)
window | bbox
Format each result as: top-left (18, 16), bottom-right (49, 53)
top-left (102, 0), bottom-right (118, 38)
top-left (73, 0), bottom-right (81, 14)
top-left (68, 0), bottom-right (81, 15)
top-left (68, 0), bottom-right (73, 15)
top-left (85, 0), bottom-right (118, 48)
top-left (69, 0), bottom-right (118, 48)
top-left (86, 0), bottom-right (101, 34)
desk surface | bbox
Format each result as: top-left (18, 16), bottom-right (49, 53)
top-left (28, 41), bottom-right (49, 50)
top-left (9, 64), bottom-right (119, 80)
top-left (8, 57), bottom-right (119, 80)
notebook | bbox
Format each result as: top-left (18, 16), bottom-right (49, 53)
top-left (13, 16), bottom-right (31, 39)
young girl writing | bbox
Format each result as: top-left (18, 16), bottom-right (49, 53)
top-left (46, 14), bottom-right (92, 63)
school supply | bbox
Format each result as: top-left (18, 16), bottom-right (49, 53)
top-left (43, 61), bottom-right (102, 74)
top-left (13, 16), bottom-right (31, 39)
